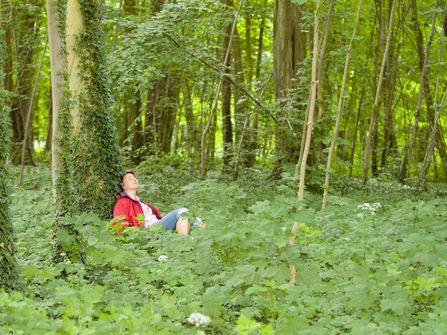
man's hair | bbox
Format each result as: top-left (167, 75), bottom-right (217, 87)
top-left (121, 170), bottom-right (136, 185)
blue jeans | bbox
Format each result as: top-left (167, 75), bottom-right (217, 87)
top-left (156, 208), bottom-right (201, 230)
top-left (156, 208), bottom-right (188, 230)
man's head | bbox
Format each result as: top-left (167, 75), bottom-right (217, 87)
top-left (121, 170), bottom-right (139, 193)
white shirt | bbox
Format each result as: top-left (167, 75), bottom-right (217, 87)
top-left (139, 200), bottom-right (159, 227)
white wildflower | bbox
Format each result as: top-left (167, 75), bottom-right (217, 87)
top-left (357, 213), bottom-right (364, 219)
top-left (281, 226), bottom-right (287, 232)
top-left (157, 255), bottom-right (169, 262)
top-left (187, 313), bottom-right (211, 327)
top-left (358, 202), bottom-right (381, 214)
top-left (344, 237), bottom-right (350, 241)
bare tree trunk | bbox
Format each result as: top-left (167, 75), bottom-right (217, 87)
top-left (362, 0), bottom-right (396, 185)
top-left (398, 0), bottom-right (438, 182)
top-left (221, 0), bottom-right (234, 171)
top-left (47, 0), bottom-right (68, 218)
top-left (322, 0), bottom-right (362, 208)
top-left (183, 81), bottom-right (199, 168)
top-left (245, 1), bottom-right (266, 167)
top-left (297, 0), bottom-right (320, 201)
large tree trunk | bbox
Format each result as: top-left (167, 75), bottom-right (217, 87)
top-left (273, 0), bottom-right (306, 165)
top-left (66, 0), bottom-right (122, 218)
top-left (47, 0), bottom-right (81, 263)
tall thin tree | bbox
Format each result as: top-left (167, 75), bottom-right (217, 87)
top-left (297, 0), bottom-right (320, 201)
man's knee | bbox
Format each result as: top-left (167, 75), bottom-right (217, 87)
top-left (176, 219), bottom-right (190, 235)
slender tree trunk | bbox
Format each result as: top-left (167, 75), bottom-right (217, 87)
top-left (298, 0), bottom-right (320, 201)
top-left (349, 85), bottom-right (365, 177)
top-left (19, 36), bottom-right (47, 184)
top-left (221, 1), bottom-right (234, 171)
top-left (322, 0), bottom-right (362, 208)
top-left (398, 0), bottom-right (438, 181)
top-left (183, 81), bottom-right (199, 168)
top-left (245, 1), bottom-right (266, 167)
top-left (362, 0), bottom-right (396, 185)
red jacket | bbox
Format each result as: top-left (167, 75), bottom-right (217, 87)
top-left (113, 192), bottom-right (163, 227)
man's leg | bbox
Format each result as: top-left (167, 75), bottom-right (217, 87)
top-left (157, 208), bottom-right (190, 234)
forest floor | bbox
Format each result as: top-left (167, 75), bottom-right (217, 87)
top-left (2, 162), bottom-right (447, 334)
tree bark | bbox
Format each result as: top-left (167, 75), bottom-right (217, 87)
top-left (66, 0), bottom-right (122, 218)
top-left (245, 0), bottom-right (266, 167)
top-left (273, 0), bottom-right (306, 165)
top-left (183, 81), bottom-right (199, 168)
top-left (221, 1), bottom-right (234, 170)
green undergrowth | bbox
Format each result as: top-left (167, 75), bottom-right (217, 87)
top-left (2, 165), bottom-right (447, 334)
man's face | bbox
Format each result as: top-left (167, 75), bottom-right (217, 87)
top-left (123, 173), bottom-right (139, 192)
